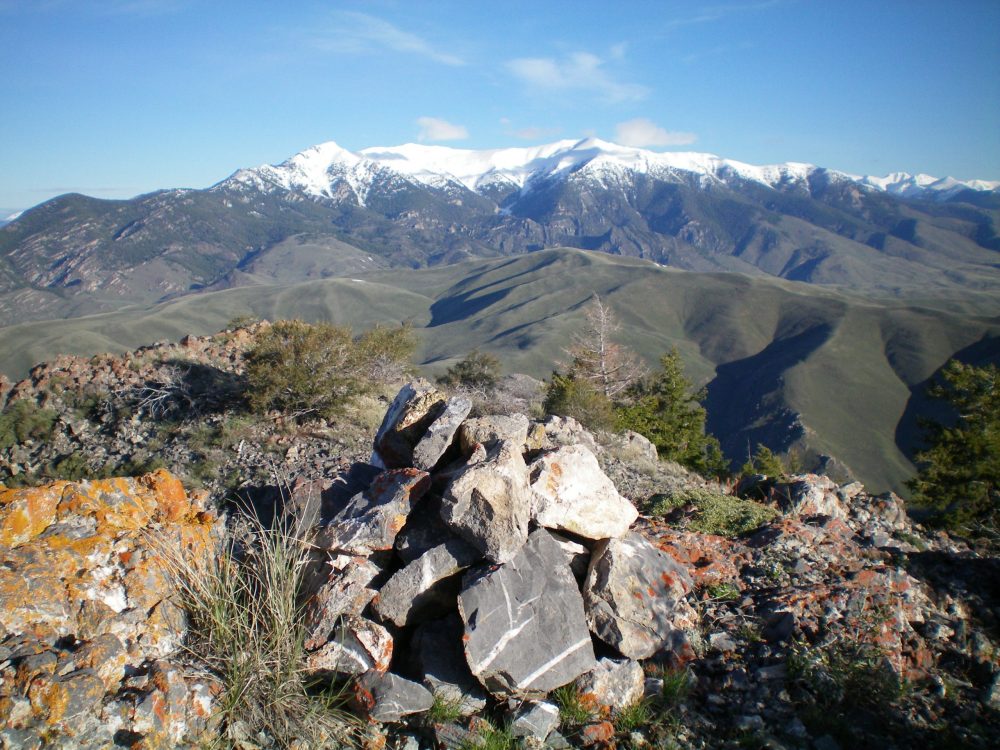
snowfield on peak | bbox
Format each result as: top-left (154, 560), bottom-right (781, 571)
top-left (218, 138), bottom-right (999, 205)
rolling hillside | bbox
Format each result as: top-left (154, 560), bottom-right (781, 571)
top-left (2, 248), bottom-right (997, 495)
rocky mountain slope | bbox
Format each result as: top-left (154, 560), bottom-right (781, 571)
top-left (1, 139), bottom-right (998, 325)
top-left (1, 379), bottom-right (997, 749)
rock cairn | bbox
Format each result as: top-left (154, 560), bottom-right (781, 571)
top-left (293, 379), bottom-right (697, 732)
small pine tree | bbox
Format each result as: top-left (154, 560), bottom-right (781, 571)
top-left (907, 360), bottom-right (999, 529)
top-left (615, 348), bottom-right (727, 477)
top-left (741, 443), bottom-right (789, 478)
top-left (543, 372), bottom-right (617, 432)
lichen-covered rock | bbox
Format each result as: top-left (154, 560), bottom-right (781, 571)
top-left (584, 531), bottom-right (697, 660)
top-left (0, 472), bottom-right (219, 747)
top-left (305, 615), bottom-right (393, 677)
top-left (352, 671), bottom-right (433, 722)
top-left (458, 529), bottom-right (597, 696)
top-left (316, 468), bottom-right (430, 555)
top-left (441, 440), bottom-right (531, 564)
top-left (574, 658), bottom-right (645, 715)
top-left (529, 444), bottom-right (637, 540)
top-left (301, 553), bottom-right (381, 650)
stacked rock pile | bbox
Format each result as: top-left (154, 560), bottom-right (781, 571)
top-left (291, 379), bottom-right (698, 737)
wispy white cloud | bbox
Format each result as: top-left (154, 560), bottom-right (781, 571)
top-left (312, 11), bottom-right (464, 66)
top-left (506, 51), bottom-right (647, 103)
top-left (615, 118), bottom-right (696, 147)
top-left (663, 0), bottom-right (785, 30)
top-left (416, 117), bottom-right (469, 142)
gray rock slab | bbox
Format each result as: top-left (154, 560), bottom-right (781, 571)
top-left (459, 414), bottom-right (530, 453)
top-left (394, 496), bottom-right (459, 564)
top-left (412, 396), bottom-right (473, 470)
top-left (302, 554), bottom-right (381, 650)
top-left (458, 529), bottom-right (597, 696)
top-left (374, 380), bottom-right (447, 469)
top-left (316, 468), bottom-right (430, 555)
top-left (441, 440), bottom-right (532, 564)
top-left (574, 658), bottom-right (644, 714)
top-left (510, 701), bottom-right (560, 740)
top-left (584, 531), bottom-right (697, 659)
top-left (305, 615), bottom-right (393, 677)
top-left (529, 444), bottom-right (637, 540)
top-left (372, 539), bottom-right (481, 627)
top-left (410, 615), bottom-right (488, 716)
top-left (354, 671), bottom-right (434, 723)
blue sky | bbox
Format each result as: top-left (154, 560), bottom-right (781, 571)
top-left (1, 0), bottom-right (998, 212)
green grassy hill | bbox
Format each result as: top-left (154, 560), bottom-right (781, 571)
top-left (2, 248), bottom-right (997, 494)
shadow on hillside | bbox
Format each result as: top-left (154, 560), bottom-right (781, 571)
top-left (906, 548), bottom-right (1000, 641)
top-left (158, 359), bottom-right (247, 416)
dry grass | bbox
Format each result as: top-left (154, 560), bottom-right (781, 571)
top-left (156, 503), bottom-right (360, 749)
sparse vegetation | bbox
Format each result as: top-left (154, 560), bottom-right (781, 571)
top-left (543, 372), bottom-right (617, 431)
top-left (648, 487), bottom-right (777, 537)
top-left (0, 399), bottom-right (58, 450)
top-left (159, 505), bottom-right (358, 749)
top-left (437, 349), bottom-right (502, 394)
top-left (553, 684), bottom-right (599, 727)
top-left (459, 718), bottom-right (516, 750)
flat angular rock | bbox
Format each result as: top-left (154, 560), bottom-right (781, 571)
top-left (412, 396), bottom-right (473, 471)
top-left (441, 440), bottom-right (532, 564)
top-left (774, 475), bottom-right (846, 519)
top-left (372, 539), bottom-right (480, 627)
top-left (529, 445), bottom-right (637, 540)
top-left (373, 380), bottom-right (448, 469)
top-left (574, 658), bottom-right (644, 715)
top-left (584, 531), bottom-right (697, 659)
top-left (410, 616), bottom-right (488, 716)
top-left (394, 496), bottom-right (459, 564)
top-left (459, 414), bottom-right (530, 453)
top-left (353, 671), bottom-right (433, 723)
top-left (458, 529), bottom-right (597, 696)
top-left (302, 555), bottom-right (381, 650)
top-left (510, 701), bottom-right (560, 740)
top-left (305, 616), bottom-right (393, 677)
top-left (316, 468), bottom-right (430, 555)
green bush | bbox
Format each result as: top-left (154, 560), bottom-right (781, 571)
top-left (740, 443), bottom-right (791, 478)
top-left (659, 488), bottom-right (778, 537)
top-left (907, 360), bottom-right (999, 529)
top-left (244, 320), bottom-right (413, 421)
top-left (0, 399), bottom-right (59, 451)
top-left (437, 349), bottom-right (501, 393)
top-left (543, 372), bottom-right (617, 432)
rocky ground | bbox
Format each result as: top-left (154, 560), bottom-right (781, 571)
top-left (0, 330), bottom-right (997, 749)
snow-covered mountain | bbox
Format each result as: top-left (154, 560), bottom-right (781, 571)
top-left (221, 137), bottom-right (999, 207)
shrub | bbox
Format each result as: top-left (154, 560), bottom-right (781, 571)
top-left (244, 320), bottom-right (413, 421)
top-left (660, 488), bottom-right (778, 537)
top-left (0, 399), bottom-right (59, 451)
top-left (543, 372), bottom-right (617, 432)
top-left (437, 350), bottom-right (502, 394)
top-left (740, 443), bottom-right (790, 478)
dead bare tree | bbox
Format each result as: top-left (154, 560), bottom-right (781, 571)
top-left (562, 294), bottom-right (646, 400)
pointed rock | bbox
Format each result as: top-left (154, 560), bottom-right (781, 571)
top-left (373, 380), bottom-right (448, 468)
top-left (529, 445), bottom-right (637, 540)
top-left (372, 539), bottom-right (480, 627)
top-left (458, 529), bottom-right (597, 696)
top-left (412, 396), bottom-right (473, 471)
top-left (584, 531), bottom-right (697, 660)
top-left (441, 440), bottom-right (531, 564)
top-left (316, 468), bottom-right (430, 555)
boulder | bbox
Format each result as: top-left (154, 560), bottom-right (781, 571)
top-left (574, 658), bottom-right (645, 715)
top-left (373, 380), bottom-right (447, 468)
top-left (410, 616), bottom-right (488, 716)
top-left (372, 539), bottom-right (480, 627)
top-left (412, 396), bottom-right (473, 471)
top-left (529, 445), bottom-right (637, 540)
top-left (510, 701), bottom-right (560, 740)
top-left (441, 440), bottom-right (532, 564)
top-left (584, 531), bottom-right (697, 660)
top-left (393, 495), bottom-right (461, 564)
top-left (458, 529), bottom-right (597, 696)
top-left (305, 616), bottom-right (393, 677)
top-left (540, 415), bottom-right (598, 453)
top-left (458, 414), bottom-right (531, 453)
top-left (316, 468), bottom-right (430, 555)
top-left (301, 554), bottom-right (381, 650)
top-left (353, 671), bottom-right (434, 723)
top-left (773, 475), bottom-right (846, 519)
